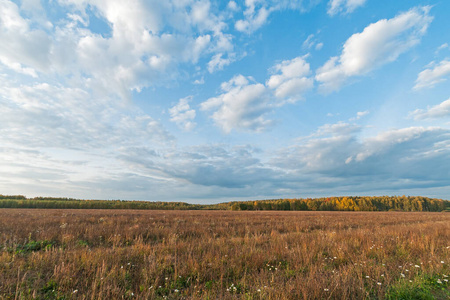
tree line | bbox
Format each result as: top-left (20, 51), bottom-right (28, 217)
top-left (227, 196), bottom-right (449, 212)
top-left (0, 195), bottom-right (448, 211)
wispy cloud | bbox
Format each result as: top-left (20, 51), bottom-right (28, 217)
top-left (327, 0), bottom-right (367, 16)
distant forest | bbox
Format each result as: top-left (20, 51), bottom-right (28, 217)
top-left (0, 195), bottom-right (449, 212)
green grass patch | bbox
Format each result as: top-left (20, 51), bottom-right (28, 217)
top-left (14, 240), bottom-right (56, 254)
top-left (385, 274), bottom-right (450, 300)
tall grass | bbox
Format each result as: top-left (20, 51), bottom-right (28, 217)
top-left (0, 209), bottom-right (448, 299)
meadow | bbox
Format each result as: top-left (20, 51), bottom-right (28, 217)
top-left (0, 209), bottom-right (449, 299)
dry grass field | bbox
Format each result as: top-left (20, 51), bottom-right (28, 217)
top-left (0, 209), bottom-right (449, 299)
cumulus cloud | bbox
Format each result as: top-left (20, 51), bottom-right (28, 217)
top-left (266, 56), bottom-right (314, 102)
top-left (227, 1), bottom-right (239, 11)
top-left (409, 98), bottom-right (450, 120)
top-left (235, 0), bottom-right (271, 33)
top-left (200, 75), bottom-right (272, 133)
top-left (203, 56), bottom-right (314, 132)
top-left (327, 0), bottom-right (367, 16)
top-left (0, 0), bottom-right (51, 75)
top-left (0, 0), bottom-right (237, 100)
top-left (169, 96), bottom-right (197, 131)
top-left (414, 59), bottom-right (450, 90)
top-left (316, 6), bottom-right (433, 92)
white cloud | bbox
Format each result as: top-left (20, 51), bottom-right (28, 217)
top-left (273, 124), bottom-right (450, 195)
top-left (302, 34), bottom-right (323, 51)
top-left (409, 98), bottom-right (450, 120)
top-left (235, 6), bottom-right (270, 33)
top-left (0, 0), bottom-right (236, 100)
top-left (0, 78), bottom-right (172, 149)
top-left (0, 0), bottom-right (51, 75)
top-left (234, 0), bottom-right (323, 33)
top-left (349, 110), bottom-right (369, 121)
top-left (414, 59), bottom-right (450, 90)
top-left (316, 6), bottom-right (433, 93)
top-left (348, 127), bottom-right (444, 163)
top-left (208, 53), bottom-right (235, 73)
top-left (356, 110), bottom-right (369, 118)
top-left (169, 96), bottom-right (197, 131)
top-left (203, 56), bottom-right (314, 132)
top-left (193, 77), bottom-right (205, 85)
top-left (0, 73), bottom-right (177, 200)
top-left (266, 56), bottom-right (314, 102)
top-left (436, 43), bottom-right (449, 53)
top-left (200, 75), bottom-right (271, 133)
top-left (227, 1), bottom-right (239, 11)
top-left (314, 122), bottom-right (361, 137)
top-left (327, 0), bottom-right (367, 16)
top-left (302, 34), bottom-right (315, 49)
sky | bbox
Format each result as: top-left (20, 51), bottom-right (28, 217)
top-left (1, 0), bottom-right (450, 203)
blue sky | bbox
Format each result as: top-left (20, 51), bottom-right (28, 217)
top-left (1, 0), bottom-right (449, 203)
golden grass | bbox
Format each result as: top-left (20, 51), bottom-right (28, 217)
top-left (0, 209), bottom-right (449, 299)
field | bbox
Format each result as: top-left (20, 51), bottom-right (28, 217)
top-left (0, 209), bottom-right (449, 299)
